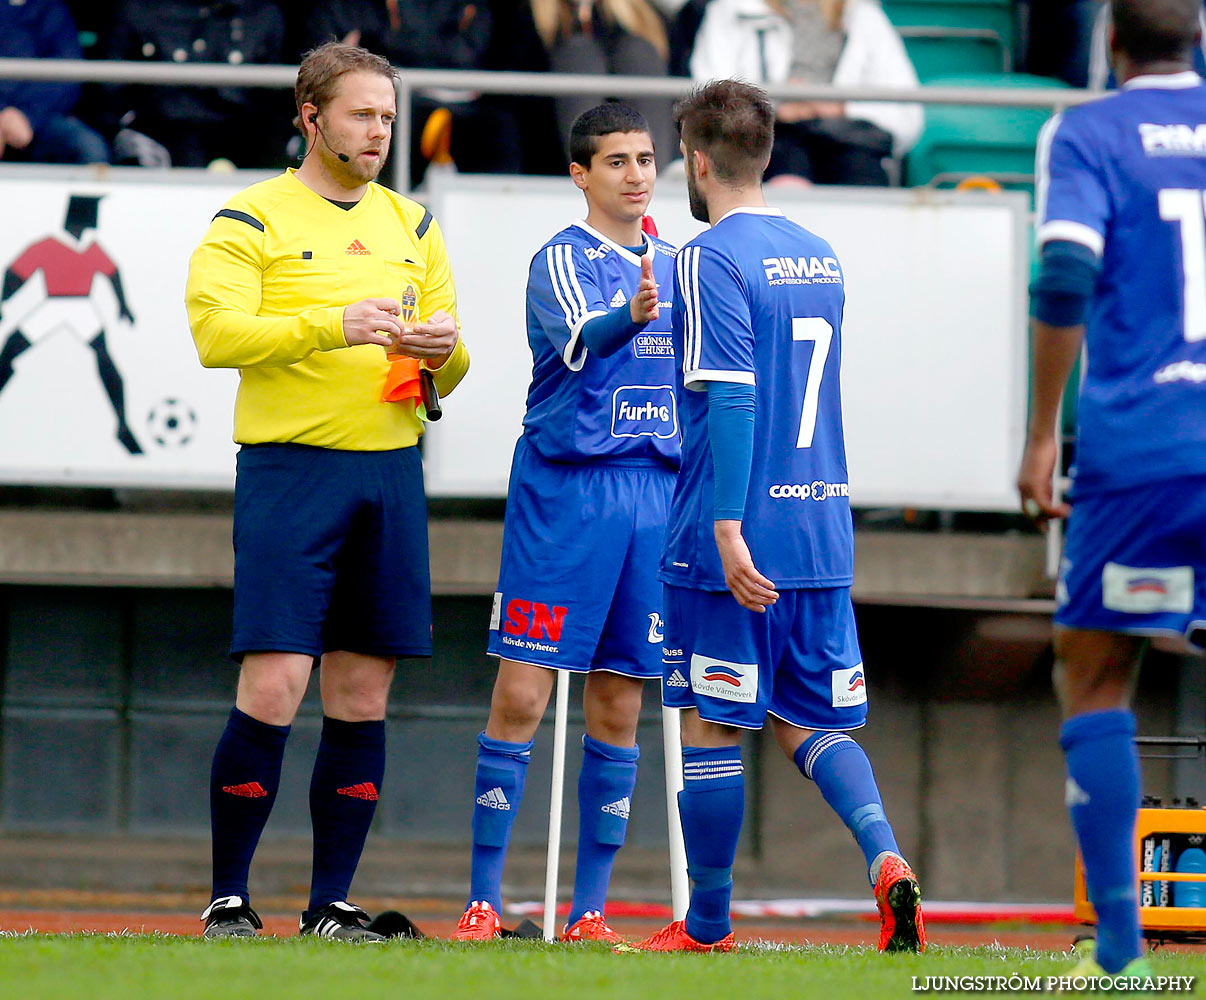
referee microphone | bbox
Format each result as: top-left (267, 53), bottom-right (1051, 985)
top-left (307, 112), bottom-right (350, 163)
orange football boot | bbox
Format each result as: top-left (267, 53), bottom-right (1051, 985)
top-left (451, 900), bottom-right (501, 941)
top-left (874, 855), bottom-right (927, 952)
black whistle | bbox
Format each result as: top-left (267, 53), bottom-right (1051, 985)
top-left (420, 368), bottom-right (442, 421)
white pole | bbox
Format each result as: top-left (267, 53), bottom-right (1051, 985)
top-left (662, 704), bottom-right (689, 921)
top-left (543, 668), bottom-right (571, 942)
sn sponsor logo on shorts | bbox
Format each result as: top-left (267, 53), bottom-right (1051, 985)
top-left (769, 481), bottom-right (850, 501)
top-left (831, 664), bottom-right (868, 708)
top-left (611, 384), bottom-right (677, 440)
top-left (500, 598), bottom-right (568, 653)
top-left (690, 653), bottom-right (758, 703)
top-left (647, 612), bottom-right (664, 643)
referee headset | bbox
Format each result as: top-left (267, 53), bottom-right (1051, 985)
top-left (304, 110), bottom-right (351, 163)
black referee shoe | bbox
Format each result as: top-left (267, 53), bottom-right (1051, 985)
top-left (299, 901), bottom-right (387, 942)
top-left (201, 895), bottom-right (263, 939)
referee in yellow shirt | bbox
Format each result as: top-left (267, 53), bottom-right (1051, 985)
top-left (185, 42), bottom-right (469, 941)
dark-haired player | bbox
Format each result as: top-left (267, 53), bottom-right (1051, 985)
top-left (627, 79), bottom-right (924, 954)
top-left (1019, 0), bottom-right (1206, 981)
top-left (454, 103), bottom-right (678, 943)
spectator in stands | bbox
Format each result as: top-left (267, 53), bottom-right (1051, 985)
top-left (0, 0), bottom-right (109, 164)
top-left (530, 0), bottom-right (678, 168)
top-left (1088, 0), bottom-right (1206, 88)
top-left (300, 0), bottom-right (523, 185)
top-left (100, 0), bottom-right (292, 168)
top-left (689, 0), bottom-right (922, 185)
top-left (1020, 0), bottom-right (1100, 88)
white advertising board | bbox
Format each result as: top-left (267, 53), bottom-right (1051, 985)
top-left (0, 168), bottom-right (1028, 510)
top-left (423, 175), bottom-right (1030, 510)
top-left (0, 166), bottom-right (256, 488)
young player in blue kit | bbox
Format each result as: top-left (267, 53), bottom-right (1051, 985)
top-left (1018, 0), bottom-right (1206, 981)
top-left (627, 80), bottom-right (925, 954)
top-left (453, 104), bottom-right (679, 943)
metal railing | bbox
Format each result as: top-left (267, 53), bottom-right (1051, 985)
top-left (0, 57), bottom-right (1097, 190)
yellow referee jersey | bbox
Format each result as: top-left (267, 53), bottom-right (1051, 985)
top-left (185, 169), bottom-right (469, 449)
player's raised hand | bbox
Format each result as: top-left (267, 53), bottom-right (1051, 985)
top-left (1017, 433), bottom-right (1071, 523)
top-left (390, 309), bottom-right (459, 363)
top-left (344, 298), bottom-right (403, 346)
top-left (714, 519), bottom-right (778, 612)
top-left (629, 254), bottom-right (659, 325)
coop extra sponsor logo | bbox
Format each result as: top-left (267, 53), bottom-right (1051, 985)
top-left (769, 481), bottom-right (850, 501)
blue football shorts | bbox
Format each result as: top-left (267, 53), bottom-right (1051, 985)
top-left (1056, 474), bottom-right (1206, 649)
top-left (231, 443), bottom-right (432, 663)
top-left (661, 583), bottom-right (868, 731)
top-left (487, 437), bottom-right (673, 678)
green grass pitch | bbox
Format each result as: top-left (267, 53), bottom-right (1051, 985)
top-left (2, 935), bottom-right (1204, 1000)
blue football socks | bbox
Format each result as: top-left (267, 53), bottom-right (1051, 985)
top-left (468, 732), bottom-right (533, 913)
top-left (679, 745), bottom-right (745, 944)
top-left (568, 735), bottom-right (640, 926)
top-left (209, 707), bottom-right (290, 902)
top-left (307, 716), bottom-right (386, 914)
top-left (795, 732), bottom-right (899, 881)
top-left (1060, 709), bottom-right (1143, 974)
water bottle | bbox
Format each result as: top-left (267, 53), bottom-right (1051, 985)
top-left (1173, 847), bottom-right (1206, 907)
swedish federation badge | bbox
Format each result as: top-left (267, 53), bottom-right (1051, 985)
top-left (399, 284), bottom-right (419, 328)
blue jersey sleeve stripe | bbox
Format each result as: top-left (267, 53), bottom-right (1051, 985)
top-left (1036, 220), bottom-right (1105, 256)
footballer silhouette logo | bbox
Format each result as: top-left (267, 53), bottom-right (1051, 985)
top-left (146, 397), bottom-right (197, 448)
top-left (0, 194), bottom-right (143, 454)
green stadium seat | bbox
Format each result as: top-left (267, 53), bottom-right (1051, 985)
top-left (899, 27), bottom-right (1010, 81)
top-left (904, 73), bottom-right (1070, 193)
top-left (883, 0), bottom-right (1016, 62)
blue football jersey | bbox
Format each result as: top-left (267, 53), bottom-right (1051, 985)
top-left (660, 207), bottom-right (853, 591)
top-left (521, 221), bottom-right (680, 467)
top-left (1037, 72), bottom-right (1206, 494)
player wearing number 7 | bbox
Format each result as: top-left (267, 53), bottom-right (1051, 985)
top-left (1017, 0), bottom-right (1206, 981)
top-left (627, 80), bottom-right (924, 954)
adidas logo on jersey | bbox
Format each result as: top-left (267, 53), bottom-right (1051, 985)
top-left (602, 796), bottom-right (631, 819)
top-left (346, 240), bottom-right (371, 255)
top-left (666, 670), bottom-right (689, 688)
top-left (610, 288), bottom-right (628, 308)
top-left (477, 786), bottom-right (511, 810)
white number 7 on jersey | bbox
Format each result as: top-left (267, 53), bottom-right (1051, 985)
top-left (793, 317), bottom-right (833, 448)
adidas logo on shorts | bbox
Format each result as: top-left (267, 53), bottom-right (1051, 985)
top-left (601, 796), bottom-right (631, 819)
top-left (477, 786), bottom-right (511, 810)
top-left (666, 670), bottom-right (689, 688)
